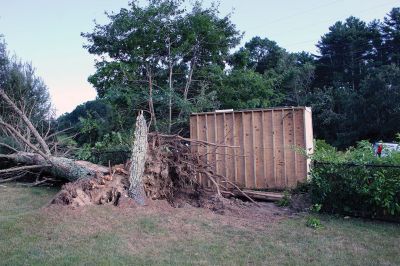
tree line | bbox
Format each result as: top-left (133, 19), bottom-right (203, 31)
top-left (2, 1), bottom-right (400, 163)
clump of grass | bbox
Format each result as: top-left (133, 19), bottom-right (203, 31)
top-left (276, 191), bottom-right (291, 207)
top-left (306, 216), bottom-right (323, 229)
top-left (310, 203), bottom-right (322, 213)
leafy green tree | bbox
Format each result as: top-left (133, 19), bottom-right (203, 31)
top-left (82, 0), bottom-right (241, 133)
top-left (230, 37), bottom-right (285, 74)
top-left (217, 69), bottom-right (279, 109)
top-left (230, 37), bottom-right (315, 107)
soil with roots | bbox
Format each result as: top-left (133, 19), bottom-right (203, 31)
top-left (50, 134), bottom-right (256, 215)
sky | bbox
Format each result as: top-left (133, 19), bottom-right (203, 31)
top-left (0, 0), bottom-right (398, 116)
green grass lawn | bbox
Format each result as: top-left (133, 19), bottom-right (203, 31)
top-left (0, 184), bottom-right (399, 266)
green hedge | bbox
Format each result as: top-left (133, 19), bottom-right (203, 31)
top-left (310, 140), bottom-right (400, 218)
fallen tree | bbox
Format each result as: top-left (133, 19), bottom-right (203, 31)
top-left (0, 88), bottom-right (256, 209)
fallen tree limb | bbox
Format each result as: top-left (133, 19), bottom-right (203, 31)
top-left (0, 172), bottom-right (27, 183)
top-left (0, 152), bottom-right (96, 181)
top-left (0, 164), bottom-right (50, 174)
top-left (219, 179), bottom-right (259, 206)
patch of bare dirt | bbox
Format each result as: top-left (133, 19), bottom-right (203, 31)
top-left (290, 193), bottom-right (312, 212)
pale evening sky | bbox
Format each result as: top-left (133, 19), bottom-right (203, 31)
top-left (0, 0), bottom-right (398, 116)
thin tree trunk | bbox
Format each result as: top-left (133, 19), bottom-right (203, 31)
top-left (183, 57), bottom-right (196, 101)
top-left (147, 69), bottom-right (157, 130)
top-left (168, 38), bottom-right (173, 134)
top-left (178, 44), bottom-right (199, 120)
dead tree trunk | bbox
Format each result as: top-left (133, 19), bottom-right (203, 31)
top-left (128, 111), bottom-right (148, 205)
top-left (0, 152), bottom-right (99, 181)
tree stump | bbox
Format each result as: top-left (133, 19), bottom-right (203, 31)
top-left (128, 111), bottom-right (148, 205)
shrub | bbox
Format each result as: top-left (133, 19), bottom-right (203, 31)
top-left (310, 140), bottom-right (400, 218)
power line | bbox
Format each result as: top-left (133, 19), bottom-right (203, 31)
top-left (249, 0), bottom-right (345, 30)
top-left (261, 0), bottom-right (399, 52)
top-left (263, 0), bottom-right (399, 41)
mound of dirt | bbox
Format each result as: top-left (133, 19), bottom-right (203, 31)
top-left (51, 172), bottom-right (129, 207)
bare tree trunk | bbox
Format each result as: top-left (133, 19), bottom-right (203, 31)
top-left (0, 152), bottom-right (101, 181)
top-left (168, 38), bottom-right (173, 134)
top-left (128, 112), bottom-right (148, 205)
top-left (179, 46), bottom-right (198, 120)
top-left (147, 67), bottom-right (157, 130)
top-left (183, 57), bottom-right (196, 102)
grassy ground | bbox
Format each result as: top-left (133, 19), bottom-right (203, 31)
top-left (0, 184), bottom-right (399, 266)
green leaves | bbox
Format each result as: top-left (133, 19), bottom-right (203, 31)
top-left (217, 69), bottom-right (280, 110)
top-left (82, 0), bottom-right (242, 134)
top-left (310, 140), bottom-right (400, 218)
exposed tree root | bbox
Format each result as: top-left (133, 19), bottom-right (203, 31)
top-left (49, 133), bottom-right (257, 210)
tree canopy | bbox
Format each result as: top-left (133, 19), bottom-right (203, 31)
top-left (59, 2), bottom-right (400, 157)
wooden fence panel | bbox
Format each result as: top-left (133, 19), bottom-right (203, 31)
top-left (190, 107), bottom-right (313, 190)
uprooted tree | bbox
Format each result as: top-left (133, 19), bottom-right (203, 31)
top-left (0, 88), bottom-right (254, 208)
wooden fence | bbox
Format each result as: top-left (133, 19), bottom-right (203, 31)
top-left (190, 107), bottom-right (314, 190)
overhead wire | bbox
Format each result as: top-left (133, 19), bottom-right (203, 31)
top-left (247, 0), bottom-right (399, 52)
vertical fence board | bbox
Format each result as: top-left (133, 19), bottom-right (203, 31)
top-left (271, 110), bottom-right (276, 187)
top-left (295, 109), bottom-right (306, 182)
top-left (197, 114), bottom-right (208, 187)
top-left (274, 110), bottom-right (284, 189)
top-left (263, 111), bottom-right (274, 188)
top-left (253, 111), bottom-right (264, 189)
top-left (224, 113), bottom-right (234, 184)
top-left (216, 114), bottom-right (225, 178)
top-left (235, 112), bottom-right (245, 187)
top-left (304, 108), bottom-right (314, 179)
top-left (292, 108), bottom-right (298, 185)
top-left (243, 112), bottom-right (255, 188)
top-left (283, 109), bottom-right (295, 187)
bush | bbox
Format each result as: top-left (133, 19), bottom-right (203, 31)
top-left (310, 140), bottom-right (400, 218)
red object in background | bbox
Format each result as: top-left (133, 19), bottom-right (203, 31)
top-left (377, 144), bottom-right (383, 157)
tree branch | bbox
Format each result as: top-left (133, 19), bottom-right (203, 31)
top-left (0, 142), bottom-right (19, 153)
top-left (0, 165), bottom-right (50, 174)
top-left (0, 89), bottom-right (51, 155)
top-left (0, 120), bottom-right (50, 160)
